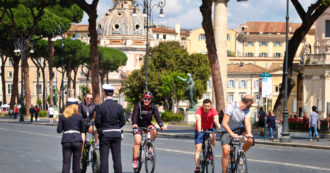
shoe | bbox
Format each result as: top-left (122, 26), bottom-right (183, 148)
top-left (132, 160), bottom-right (138, 169)
top-left (317, 137), bottom-right (320, 141)
top-left (194, 168), bottom-right (200, 173)
top-left (308, 139), bottom-right (312, 142)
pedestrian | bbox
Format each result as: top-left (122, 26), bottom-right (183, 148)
top-left (57, 98), bottom-right (85, 173)
top-left (131, 91), bottom-right (166, 169)
top-left (258, 107), bottom-right (265, 136)
top-left (29, 105), bottom-right (35, 122)
top-left (48, 106), bottom-right (55, 124)
top-left (9, 108), bottom-right (14, 119)
top-left (95, 84), bottom-right (126, 173)
top-left (309, 106), bottom-right (320, 141)
top-left (34, 105), bottom-right (39, 122)
top-left (267, 110), bottom-right (277, 141)
top-left (14, 106), bottom-right (19, 119)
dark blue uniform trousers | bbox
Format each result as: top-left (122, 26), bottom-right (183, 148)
top-left (61, 142), bottom-right (82, 173)
top-left (100, 136), bottom-right (122, 173)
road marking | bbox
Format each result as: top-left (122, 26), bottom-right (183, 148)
top-left (0, 127), bottom-right (60, 138)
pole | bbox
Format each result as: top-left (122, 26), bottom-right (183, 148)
top-left (61, 31), bottom-right (65, 113)
top-left (264, 98), bottom-right (267, 140)
top-left (280, 0), bottom-right (291, 142)
top-left (145, 0), bottom-right (150, 92)
top-left (19, 41), bottom-right (24, 122)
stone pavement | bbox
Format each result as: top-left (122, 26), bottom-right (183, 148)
top-left (1, 116), bottom-right (329, 150)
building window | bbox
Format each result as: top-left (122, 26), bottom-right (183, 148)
top-left (199, 34), bottom-right (206, 41)
top-left (8, 58), bottom-right (13, 66)
top-left (274, 42), bottom-right (282, 47)
top-left (228, 80), bottom-right (235, 88)
top-left (240, 80), bottom-right (246, 88)
top-left (7, 84), bottom-right (13, 95)
top-left (260, 42), bottom-right (267, 46)
top-left (204, 93), bottom-right (210, 99)
top-left (227, 94), bottom-right (234, 103)
top-left (246, 52), bottom-right (254, 57)
top-left (8, 71), bottom-right (13, 78)
top-left (227, 34), bottom-right (230, 40)
top-left (326, 20), bottom-right (330, 37)
top-left (163, 34), bottom-right (166, 40)
top-left (207, 80), bottom-right (211, 88)
top-left (247, 42), bottom-right (254, 46)
top-left (35, 84), bottom-right (42, 95)
top-left (274, 53), bottom-right (281, 57)
top-left (260, 52), bottom-right (268, 57)
top-left (254, 80), bottom-right (259, 89)
top-left (254, 92), bottom-right (260, 103)
top-left (240, 93), bottom-right (246, 100)
top-left (80, 71), bottom-right (85, 77)
top-left (156, 34), bottom-right (159, 39)
top-left (275, 86), bottom-right (279, 92)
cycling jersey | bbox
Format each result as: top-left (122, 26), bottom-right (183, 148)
top-left (78, 101), bottom-right (96, 122)
top-left (132, 101), bottom-right (163, 128)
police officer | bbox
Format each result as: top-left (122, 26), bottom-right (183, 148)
top-left (95, 84), bottom-right (126, 173)
top-left (57, 98), bottom-right (85, 173)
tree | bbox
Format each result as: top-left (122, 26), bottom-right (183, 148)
top-left (273, 0), bottom-right (330, 118)
top-left (121, 41), bottom-right (210, 111)
top-left (98, 46), bottom-right (128, 85)
top-left (200, 0), bottom-right (225, 112)
top-left (73, 0), bottom-right (100, 104)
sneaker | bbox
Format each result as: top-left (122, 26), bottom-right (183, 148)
top-left (194, 168), bottom-right (200, 173)
top-left (317, 137), bottom-right (320, 141)
top-left (308, 139), bottom-right (312, 142)
top-left (132, 160), bottom-right (138, 169)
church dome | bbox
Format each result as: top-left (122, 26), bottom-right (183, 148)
top-left (97, 0), bottom-right (146, 36)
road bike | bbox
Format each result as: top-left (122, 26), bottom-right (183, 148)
top-left (133, 127), bottom-right (160, 173)
top-left (200, 130), bottom-right (217, 173)
top-left (81, 120), bottom-right (100, 173)
top-left (227, 135), bottom-right (254, 173)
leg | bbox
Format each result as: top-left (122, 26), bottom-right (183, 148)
top-left (149, 125), bottom-right (158, 140)
top-left (269, 127), bottom-right (274, 138)
top-left (72, 142), bottom-right (82, 173)
top-left (210, 133), bottom-right (216, 147)
top-left (35, 113), bottom-right (38, 122)
top-left (309, 127), bottom-right (313, 139)
top-left (30, 113), bottom-right (33, 122)
top-left (241, 132), bottom-right (253, 152)
top-left (110, 137), bottom-right (122, 173)
top-left (62, 143), bottom-right (73, 173)
top-left (194, 143), bottom-right (202, 167)
top-left (221, 144), bottom-right (230, 173)
top-left (100, 137), bottom-right (110, 173)
top-left (133, 134), bottom-right (142, 159)
top-left (88, 125), bottom-right (98, 144)
top-left (314, 126), bottom-right (319, 138)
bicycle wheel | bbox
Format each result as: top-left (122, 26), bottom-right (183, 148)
top-left (200, 143), bottom-right (206, 173)
top-left (144, 142), bottom-right (156, 173)
top-left (80, 151), bottom-right (88, 173)
top-left (227, 147), bottom-right (236, 173)
top-left (235, 152), bottom-right (247, 173)
top-left (134, 147), bottom-right (143, 173)
top-left (92, 149), bottom-right (101, 173)
top-left (205, 146), bottom-right (214, 173)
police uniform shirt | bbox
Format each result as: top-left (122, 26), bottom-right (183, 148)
top-left (57, 114), bottom-right (85, 144)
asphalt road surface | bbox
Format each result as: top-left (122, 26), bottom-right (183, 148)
top-left (0, 122), bottom-right (329, 173)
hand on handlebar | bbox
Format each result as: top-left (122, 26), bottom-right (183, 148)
top-left (245, 133), bottom-right (253, 138)
top-left (132, 124), bottom-right (138, 129)
top-left (161, 126), bottom-right (166, 131)
top-left (230, 133), bottom-right (239, 139)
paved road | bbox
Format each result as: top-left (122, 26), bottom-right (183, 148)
top-left (0, 122), bottom-right (330, 173)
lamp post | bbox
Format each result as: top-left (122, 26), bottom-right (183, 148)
top-left (133, 0), bottom-right (166, 91)
top-left (280, 0), bottom-right (291, 142)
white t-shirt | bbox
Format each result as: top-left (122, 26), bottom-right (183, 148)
top-left (48, 107), bottom-right (54, 115)
top-left (221, 102), bottom-right (251, 131)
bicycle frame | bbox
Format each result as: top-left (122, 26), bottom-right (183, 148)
top-left (200, 130), bottom-right (216, 173)
top-left (228, 135), bottom-right (254, 173)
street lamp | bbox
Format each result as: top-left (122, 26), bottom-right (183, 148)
top-left (133, 0), bottom-right (166, 91)
top-left (280, 0), bottom-right (291, 142)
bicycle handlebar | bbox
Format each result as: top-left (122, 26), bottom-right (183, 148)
top-left (135, 127), bottom-right (161, 132)
top-left (232, 135), bottom-right (255, 146)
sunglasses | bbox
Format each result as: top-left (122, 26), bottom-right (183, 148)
top-left (86, 98), bottom-right (93, 100)
top-left (144, 98), bottom-right (151, 101)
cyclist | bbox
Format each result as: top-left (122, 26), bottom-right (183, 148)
top-left (194, 99), bottom-right (221, 173)
top-left (132, 91), bottom-right (166, 169)
top-left (221, 95), bottom-right (254, 173)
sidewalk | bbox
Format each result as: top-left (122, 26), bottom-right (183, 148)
top-left (1, 116), bottom-right (329, 150)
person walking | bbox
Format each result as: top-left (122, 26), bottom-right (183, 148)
top-left (29, 105), bottom-right (35, 122)
top-left (95, 84), bottom-right (126, 173)
top-left (258, 107), bottom-right (265, 136)
top-left (14, 106), bottom-right (19, 119)
top-left (57, 98), bottom-right (85, 173)
top-left (34, 105), bottom-right (39, 122)
top-left (48, 106), bottom-right (55, 124)
top-left (309, 106), bottom-right (320, 141)
top-left (194, 99), bottom-right (221, 173)
top-left (267, 110), bottom-right (277, 141)
top-left (131, 91), bottom-right (166, 169)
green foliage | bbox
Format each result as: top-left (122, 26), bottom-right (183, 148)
top-left (98, 46), bottom-right (128, 72)
top-left (37, 97), bottom-right (42, 106)
top-left (38, 110), bottom-right (48, 117)
top-left (121, 41), bottom-right (210, 110)
top-left (78, 85), bottom-right (90, 101)
top-left (161, 111), bottom-right (184, 122)
top-left (47, 95), bottom-right (51, 105)
top-left (322, 0), bottom-right (330, 5)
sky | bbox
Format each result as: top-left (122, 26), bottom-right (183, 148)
top-left (81, 0), bottom-right (315, 30)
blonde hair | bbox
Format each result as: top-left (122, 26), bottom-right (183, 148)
top-left (63, 104), bottom-right (79, 118)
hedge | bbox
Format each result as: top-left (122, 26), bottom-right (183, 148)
top-left (38, 111), bottom-right (48, 117)
top-left (161, 111), bottom-right (184, 122)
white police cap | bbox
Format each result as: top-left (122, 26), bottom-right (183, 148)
top-left (67, 98), bottom-right (79, 105)
top-left (102, 84), bottom-right (115, 91)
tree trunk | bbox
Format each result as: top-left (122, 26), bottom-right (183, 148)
top-left (273, 0), bottom-right (328, 119)
top-left (48, 37), bottom-right (55, 106)
top-left (73, 68), bottom-right (78, 98)
top-left (66, 61), bottom-right (72, 100)
top-left (41, 67), bottom-right (46, 110)
top-left (22, 50), bottom-right (31, 118)
top-left (9, 57), bottom-right (20, 109)
top-left (200, 0), bottom-right (225, 111)
top-left (164, 98), bottom-right (169, 111)
top-left (1, 56), bottom-right (8, 104)
top-left (36, 67), bottom-right (40, 100)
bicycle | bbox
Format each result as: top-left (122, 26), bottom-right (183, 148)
top-left (80, 120), bottom-right (100, 173)
top-left (227, 135), bottom-right (254, 173)
top-left (200, 130), bottom-right (217, 173)
top-left (133, 127), bottom-right (160, 173)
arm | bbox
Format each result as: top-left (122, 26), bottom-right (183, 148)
top-left (95, 105), bottom-right (102, 129)
top-left (118, 106), bottom-right (126, 128)
top-left (132, 103), bottom-right (139, 128)
top-left (177, 76), bottom-right (187, 82)
top-left (153, 106), bottom-right (165, 130)
top-left (222, 114), bottom-right (238, 138)
top-left (78, 103), bottom-right (82, 114)
top-left (244, 115), bottom-right (253, 137)
top-left (213, 115), bottom-right (221, 130)
top-left (195, 113), bottom-right (202, 133)
top-left (56, 116), bottom-right (63, 133)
